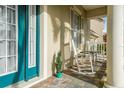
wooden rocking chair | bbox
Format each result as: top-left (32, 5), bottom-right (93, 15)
top-left (70, 40), bottom-right (95, 75)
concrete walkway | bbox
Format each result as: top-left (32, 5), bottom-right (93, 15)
top-left (31, 73), bottom-right (97, 88)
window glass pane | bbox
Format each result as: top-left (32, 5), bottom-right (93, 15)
top-left (0, 41), bottom-right (6, 57)
top-left (33, 55), bottom-right (36, 66)
top-left (28, 54), bottom-right (31, 67)
top-left (28, 54), bottom-right (31, 66)
top-left (0, 6), bottom-right (6, 22)
top-left (7, 8), bottom-right (16, 24)
top-left (7, 41), bottom-right (16, 56)
top-left (32, 6), bottom-right (36, 15)
top-left (29, 29), bottom-right (32, 41)
top-left (11, 10), bottom-right (16, 24)
top-left (0, 58), bottom-right (6, 75)
top-left (0, 23), bottom-right (6, 39)
top-left (7, 25), bottom-right (16, 39)
top-left (7, 8), bottom-right (11, 23)
top-left (28, 6), bottom-right (36, 68)
top-left (31, 54), bottom-right (34, 66)
top-left (29, 54), bottom-right (36, 67)
top-left (32, 6), bottom-right (36, 29)
top-left (71, 11), bottom-right (81, 48)
top-left (7, 56), bottom-right (16, 72)
top-left (28, 54), bottom-right (34, 67)
top-left (31, 30), bottom-right (35, 41)
top-left (29, 7), bottom-right (32, 28)
top-left (7, 5), bottom-right (16, 9)
top-left (30, 42), bottom-right (34, 54)
top-left (71, 10), bottom-right (73, 29)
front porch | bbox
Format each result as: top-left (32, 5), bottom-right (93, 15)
top-left (31, 63), bottom-right (106, 88)
top-left (0, 5), bottom-right (124, 88)
top-left (31, 71), bottom-right (98, 88)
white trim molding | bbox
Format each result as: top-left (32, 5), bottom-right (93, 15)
top-left (43, 5), bottom-right (48, 78)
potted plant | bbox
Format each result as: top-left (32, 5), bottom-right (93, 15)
top-left (55, 51), bottom-right (63, 78)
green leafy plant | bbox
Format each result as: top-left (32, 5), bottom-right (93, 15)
top-left (55, 51), bottom-right (63, 73)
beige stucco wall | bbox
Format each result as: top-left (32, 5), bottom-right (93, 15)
top-left (47, 5), bottom-right (71, 76)
top-left (46, 5), bottom-right (86, 76)
top-left (86, 6), bottom-right (107, 42)
top-left (90, 19), bottom-right (104, 36)
top-left (86, 6), bottom-right (107, 18)
top-left (89, 19), bottom-right (104, 42)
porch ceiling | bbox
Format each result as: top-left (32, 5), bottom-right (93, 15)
top-left (82, 5), bottom-right (105, 11)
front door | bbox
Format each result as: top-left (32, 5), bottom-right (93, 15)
top-left (25, 5), bottom-right (40, 80)
top-left (0, 5), bottom-right (40, 87)
top-left (0, 5), bottom-right (24, 88)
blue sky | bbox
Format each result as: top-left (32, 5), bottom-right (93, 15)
top-left (103, 16), bottom-right (107, 32)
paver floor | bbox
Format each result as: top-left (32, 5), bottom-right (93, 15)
top-left (31, 60), bottom-right (106, 88)
top-left (31, 72), bottom-right (97, 88)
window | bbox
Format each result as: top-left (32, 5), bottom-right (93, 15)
top-left (81, 18), bottom-right (85, 50)
top-left (28, 5), bottom-right (36, 68)
top-left (0, 5), bottom-right (18, 76)
top-left (71, 10), bottom-right (81, 49)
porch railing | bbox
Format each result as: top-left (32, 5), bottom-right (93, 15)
top-left (84, 41), bottom-right (107, 55)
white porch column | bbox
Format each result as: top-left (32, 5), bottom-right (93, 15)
top-left (105, 6), bottom-right (124, 87)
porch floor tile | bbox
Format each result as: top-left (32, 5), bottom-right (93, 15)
top-left (31, 72), bottom-right (97, 88)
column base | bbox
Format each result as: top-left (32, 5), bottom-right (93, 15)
top-left (104, 83), bottom-right (115, 88)
top-left (104, 82), bottom-right (124, 88)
